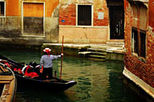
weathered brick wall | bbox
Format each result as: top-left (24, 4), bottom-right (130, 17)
top-left (59, 4), bottom-right (76, 25)
top-left (146, 28), bottom-right (154, 65)
top-left (59, 0), bottom-right (109, 26)
top-left (93, 9), bottom-right (108, 26)
top-left (124, 0), bottom-right (154, 87)
top-left (124, 55), bottom-right (154, 87)
top-left (149, 0), bottom-right (154, 32)
top-left (93, 0), bottom-right (109, 26)
top-left (59, 0), bottom-right (109, 43)
top-left (124, 0), bottom-right (132, 54)
top-left (147, 0), bottom-right (154, 65)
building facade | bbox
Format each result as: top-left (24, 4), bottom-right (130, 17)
top-left (0, 0), bottom-right (125, 45)
top-left (123, 0), bottom-right (154, 98)
top-left (0, 0), bottom-right (59, 45)
top-left (59, 0), bottom-right (124, 43)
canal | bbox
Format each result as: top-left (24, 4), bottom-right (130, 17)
top-left (0, 49), bottom-right (145, 102)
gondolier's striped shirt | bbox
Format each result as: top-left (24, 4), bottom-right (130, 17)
top-left (40, 55), bottom-right (61, 68)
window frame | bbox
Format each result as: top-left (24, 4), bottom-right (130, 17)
top-left (131, 27), bottom-right (146, 59)
top-left (0, 0), bottom-right (6, 17)
top-left (76, 4), bottom-right (93, 27)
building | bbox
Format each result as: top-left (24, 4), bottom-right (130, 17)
top-left (59, 0), bottom-right (124, 44)
top-left (0, 0), bottom-right (125, 46)
top-left (0, 0), bottom-right (59, 45)
top-left (123, 0), bottom-right (154, 98)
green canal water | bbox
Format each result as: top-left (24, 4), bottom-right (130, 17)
top-left (0, 50), bottom-right (144, 102)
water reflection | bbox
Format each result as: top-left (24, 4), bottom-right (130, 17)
top-left (0, 50), bottom-right (144, 102)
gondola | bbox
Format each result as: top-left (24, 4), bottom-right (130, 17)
top-left (0, 63), bottom-right (17, 102)
top-left (0, 55), bottom-right (77, 92)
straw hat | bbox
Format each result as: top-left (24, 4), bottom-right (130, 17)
top-left (43, 48), bottom-right (51, 54)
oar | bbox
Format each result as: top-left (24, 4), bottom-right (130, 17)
top-left (60, 36), bottom-right (64, 79)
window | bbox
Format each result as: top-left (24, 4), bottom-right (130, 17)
top-left (77, 5), bottom-right (92, 26)
top-left (140, 31), bottom-right (146, 58)
top-left (0, 2), bottom-right (4, 16)
top-left (132, 28), bottom-right (138, 54)
top-left (131, 28), bottom-right (146, 58)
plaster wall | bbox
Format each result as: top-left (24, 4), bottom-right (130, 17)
top-left (0, 16), bottom-right (21, 36)
top-left (59, 26), bottom-right (108, 43)
top-left (0, 0), bottom-right (59, 44)
top-left (6, 0), bottom-right (21, 16)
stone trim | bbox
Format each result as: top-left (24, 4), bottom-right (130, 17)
top-left (123, 67), bottom-right (154, 98)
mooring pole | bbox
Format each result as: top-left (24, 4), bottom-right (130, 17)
top-left (60, 36), bottom-right (64, 79)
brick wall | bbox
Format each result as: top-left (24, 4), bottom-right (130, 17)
top-left (59, 0), bottom-right (109, 26)
top-left (149, 0), bottom-right (154, 32)
top-left (124, 0), bottom-right (154, 87)
top-left (146, 28), bottom-right (154, 65)
top-left (59, 0), bottom-right (109, 43)
top-left (93, 8), bottom-right (109, 26)
top-left (124, 55), bottom-right (154, 87)
top-left (59, 4), bottom-right (76, 25)
top-left (124, 0), bottom-right (132, 54)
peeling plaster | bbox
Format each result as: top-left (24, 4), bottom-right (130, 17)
top-left (61, 0), bottom-right (73, 9)
top-left (51, 4), bottom-right (60, 17)
top-left (78, 0), bottom-right (94, 4)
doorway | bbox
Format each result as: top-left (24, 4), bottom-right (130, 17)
top-left (23, 2), bottom-right (44, 35)
top-left (108, 1), bottom-right (124, 39)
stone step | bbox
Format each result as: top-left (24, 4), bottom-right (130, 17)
top-left (88, 58), bottom-right (106, 62)
top-left (78, 51), bottom-right (92, 55)
top-left (87, 48), bottom-right (106, 52)
top-left (78, 51), bottom-right (107, 55)
top-left (107, 41), bottom-right (124, 45)
top-left (107, 42), bottom-right (124, 47)
top-left (89, 55), bottom-right (106, 59)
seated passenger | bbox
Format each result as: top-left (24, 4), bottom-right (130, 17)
top-left (24, 65), bottom-right (39, 78)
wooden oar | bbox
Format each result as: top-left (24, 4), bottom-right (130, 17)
top-left (60, 36), bottom-right (64, 79)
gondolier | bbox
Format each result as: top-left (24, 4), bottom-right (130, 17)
top-left (40, 48), bottom-right (63, 79)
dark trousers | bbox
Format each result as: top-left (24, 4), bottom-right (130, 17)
top-left (42, 67), bottom-right (53, 79)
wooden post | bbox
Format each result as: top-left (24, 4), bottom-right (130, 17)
top-left (60, 36), bottom-right (64, 79)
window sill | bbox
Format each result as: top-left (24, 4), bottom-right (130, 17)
top-left (132, 53), bottom-right (146, 63)
top-left (0, 16), bottom-right (5, 18)
top-left (138, 57), bottom-right (146, 63)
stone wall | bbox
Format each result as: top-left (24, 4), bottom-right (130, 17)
top-left (0, 16), bottom-right (21, 38)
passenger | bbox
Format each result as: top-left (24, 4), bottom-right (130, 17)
top-left (40, 48), bottom-right (63, 79)
top-left (29, 61), bottom-right (40, 74)
top-left (24, 65), bottom-right (39, 78)
top-left (14, 68), bottom-right (23, 74)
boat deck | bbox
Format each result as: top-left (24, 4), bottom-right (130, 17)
top-left (0, 66), bottom-right (16, 102)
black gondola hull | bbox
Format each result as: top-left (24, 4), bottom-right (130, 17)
top-left (0, 55), bottom-right (77, 92)
top-left (15, 73), bottom-right (77, 92)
